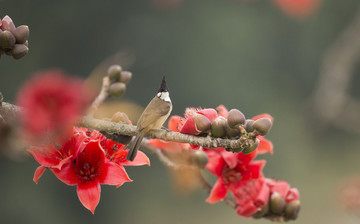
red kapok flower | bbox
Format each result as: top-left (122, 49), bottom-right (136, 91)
top-left (52, 140), bottom-right (132, 214)
top-left (17, 70), bottom-right (91, 142)
top-left (205, 151), bottom-right (266, 204)
top-left (272, 0), bottom-right (321, 18)
top-left (28, 126), bottom-right (87, 183)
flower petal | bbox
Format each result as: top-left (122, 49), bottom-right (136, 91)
top-left (51, 163), bottom-right (78, 185)
top-left (52, 155), bottom-right (73, 170)
top-left (197, 108), bottom-right (218, 122)
top-left (77, 181), bottom-right (101, 214)
top-left (216, 105), bottom-right (228, 118)
top-left (240, 160), bottom-right (266, 181)
top-left (220, 151), bottom-right (238, 169)
top-left (206, 151), bottom-right (226, 177)
top-left (121, 151), bottom-right (150, 166)
top-left (28, 147), bottom-right (59, 167)
top-left (168, 115), bottom-right (184, 132)
top-left (99, 162), bottom-right (132, 186)
top-left (252, 113), bottom-right (274, 123)
top-left (33, 166), bottom-right (46, 184)
top-left (286, 188), bottom-right (300, 202)
top-left (256, 137), bottom-right (273, 154)
top-left (180, 115), bottom-right (202, 135)
top-left (270, 180), bottom-right (290, 198)
top-left (206, 178), bottom-right (228, 204)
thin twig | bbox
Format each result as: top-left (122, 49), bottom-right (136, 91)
top-left (87, 76), bottom-right (111, 117)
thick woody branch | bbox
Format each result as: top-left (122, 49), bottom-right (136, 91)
top-left (79, 116), bottom-right (256, 150)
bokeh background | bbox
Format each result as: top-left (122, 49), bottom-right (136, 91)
top-left (1, 0), bottom-right (360, 223)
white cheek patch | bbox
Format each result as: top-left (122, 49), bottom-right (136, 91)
top-left (157, 92), bottom-right (171, 102)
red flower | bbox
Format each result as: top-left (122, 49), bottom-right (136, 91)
top-left (52, 140), bottom-right (132, 214)
top-left (272, 0), bottom-right (321, 18)
top-left (17, 70), bottom-right (91, 142)
top-left (180, 107), bottom-right (218, 135)
top-left (29, 126), bottom-right (150, 214)
top-left (205, 151), bottom-right (266, 204)
top-left (266, 178), bottom-right (300, 203)
top-left (28, 127), bottom-right (87, 183)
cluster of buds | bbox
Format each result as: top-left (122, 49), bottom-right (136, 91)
top-left (254, 193), bottom-right (300, 221)
top-left (107, 65), bottom-right (132, 97)
top-left (0, 15), bottom-right (29, 59)
top-left (191, 108), bottom-right (272, 154)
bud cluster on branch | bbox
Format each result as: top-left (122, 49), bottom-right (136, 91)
top-left (0, 15), bottom-right (29, 59)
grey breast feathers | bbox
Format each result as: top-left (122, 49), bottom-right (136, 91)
top-left (137, 96), bottom-right (172, 130)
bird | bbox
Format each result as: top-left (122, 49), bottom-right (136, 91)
top-left (127, 76), bottom-right (172, 161)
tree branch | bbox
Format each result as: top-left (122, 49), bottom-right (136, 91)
top-left (87, 76), bottom-right (111, 117)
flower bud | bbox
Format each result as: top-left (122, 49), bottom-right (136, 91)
top-left (120, 71), bottom-right (132, 84)
top-left (227, 109), bottom-right (245, 128)
top-left (12, 25), bottom-right (29, 44)
top-left (1, 16), bottom-right (15, 31)
top-left (109, 82), bottom-right (126, 97)
top-left (192, 149), bottom-right (208, 169)
top-left (285, 200), bottom-right (300, 220)
top-left (107, 65), bottom-right (122, 80)
top-left (225, 122), bottom-right (240, 138)
top-left (270, 192), bottom-right (286, 214)
top-left (193, 113), bottom-right (211, 133)
top-left (245, 119), bottom-right (254, 132)
top-left (0, 30), bottom-right (16, 49)
top-left (253, 203), bottom-right (269, 218)
top-left (211, 116), bottom-right (226, 138)
top-left (253, 117), bottom-right (272, 136)
top-left (111, 112), bottom-right (130, 124)
top-left (241, 138), bottom-right (259, 154)
top-left (11, 44), bottom-right (29, 59)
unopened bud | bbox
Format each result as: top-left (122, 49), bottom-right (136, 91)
top-left (0, 30), bottom-right (16, 49)
top-left (245, 119), bottom-right (255, 132)
top-left (253, 203), bottom-right (269, 218)
top-left (1, 16), bottom-right (15, 31)
top-left (193, 113), bottom-right (211, 133)
top-left (211, 116), bottom-right (227, 138)
top-left (107, 65), bottom-right (122, 80)
top-left (120, 71), bottom-right (132, 84)
top-left (12, 25), bottom-right (29, 44)
top-left (270, 192), bottom-right (286, 214)
top-left (192, 150), bottom-right (208, 169)
top-left (285, 200), bottom-right (300, 220)
top-left (109, 82), bottom-right (126, 97)
top-left (225, 122), bottom-right (240, 138)
top-left (241, 138), bottom-right (259, 154)
top-left (111, 112), bottom-right (130, 124)
top-left (253, 117), bottom-right (272, 136)
top-left (11, 44), bottom-right (28, 59)
top-left (227, 109), bottom-right (245, 128)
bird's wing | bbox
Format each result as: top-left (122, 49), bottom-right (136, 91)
top-left (137, 97), bottom-right (171, 130)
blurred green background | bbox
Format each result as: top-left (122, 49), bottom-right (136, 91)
top-left (1, 0), bottom-right (360, 223)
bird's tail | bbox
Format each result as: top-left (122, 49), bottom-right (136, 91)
top-left (127, 131), bottom-right (146, 161)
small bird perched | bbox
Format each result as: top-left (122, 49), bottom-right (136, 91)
top-left (127, 76), bottom-right (173, 161)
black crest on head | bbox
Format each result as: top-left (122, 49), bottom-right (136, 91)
top-left (158, 76), bottom-right (168, 92)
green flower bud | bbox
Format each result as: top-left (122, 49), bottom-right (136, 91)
top-left (0, 30), bottom-right (16, 49)
top-left (111, 112), bottom-right (130, 124)
top-left (12, 25), bottom-right (29, 44)
top-left (253, 203), bottom-right (269, 218)
top-left (270, 192), bottom-right (286, 214)
top-left (192, 150), bottom-right (208, 169)
top-left (253, 117), bottom-right (272, 136)
top-left (120, 71), bottom-right (132, 84)
top-left (227, 109), bottom-right (245, 128)
top-left (107, 65), bottom-right (122, 80)
top-left (109, 82), bottom-right (126, 97)
top-left (245, 119), bottom-right (254, 132)
top-left (11, 44), bottom-right (28, 59)
top-left (193, 113), bottom-right (211, 133)
top-left (285, 200), bottom-right (300, 220)
top-left (225, 122), bottom-right (240, 138)
top-left (211, 116), bottom-right (226, 138)
top-left (241, 138), bottom-right (259, 154)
